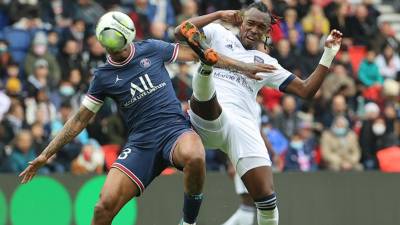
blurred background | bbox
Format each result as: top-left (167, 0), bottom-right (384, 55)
top-left (0, 0), bottom-right (399, 224)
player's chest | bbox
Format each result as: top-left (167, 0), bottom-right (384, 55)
top-left (108, 63), bottom-right (168, 104)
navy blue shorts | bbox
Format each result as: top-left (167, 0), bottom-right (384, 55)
top-left (111, 123), bottom-right (194, 196)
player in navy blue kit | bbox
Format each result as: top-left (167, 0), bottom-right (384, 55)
top-left (19, 12), bottom-right (272, 225)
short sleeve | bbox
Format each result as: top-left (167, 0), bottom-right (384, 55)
top-left (82, 73), bottom-right (105, 113)
top-left (152, 39), bottom-right (179, 63)
top-left (202, 23), bottom-right (224, 45)
top-left (258, 58), bottom-right (296, 92)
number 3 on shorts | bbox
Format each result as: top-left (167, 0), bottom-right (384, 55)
top-left (118, 148), bottom-right (132, 160)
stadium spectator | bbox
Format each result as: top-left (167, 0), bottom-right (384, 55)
top-left (326, 2), bottom-right (349, 33)
top-left (358, 49), bottom-right (384, 86)
top-left (375, 43), bottom-right (400, 80)
top-left (320, 94), bottom-right (353, 128)
top-left (321, 63), bottom-right (356, 101)
top-left (0, 83), bottom-right (11, 121)
top-left (359, 102), bottom-right (381, 169)
top-left (24, 32), bottom-right (61, 89)
top-left (26, 59), bottom-right (50, 97)
top-left (321, 116), bottom-right (363, 171)
top-left (61, 19), bottom-right (86, 46)
top-left (371, 22), bottom-right (399, 54)
top-left (71, 139), bottom-right (104, 175)
top-left (280, 8), bottom-right (304, 47)
top-left (25, 89), bottom-right (57, 126)
top-left (272, 95), bottom-right (302, 139)
top-left (72, 0), bottom-right (106, 28)
top-left (284, 128), bottom-right (317, 172)
top-left (58, 39), bottom-right (83, 80)
top-left (299, 34), bottom-right (323, 79)
top-left (0, 101), bottom-right (25, 144)
top-left (345, 4), bottom-right (378, 46)
top-left (176, 0), bottom-right (198, 25)
top-left (31, 121), bottom-right (49, 155)
top-left (5, 130), bottom-right (37, 173)
top-left (301, 5), bottom-right (330, 35)
top-left (172, 63), bottom-right (193, 102)
top-left (0, 39), bottom-right (12, 76)
top-left (271, 38), bottom-right (299, 73)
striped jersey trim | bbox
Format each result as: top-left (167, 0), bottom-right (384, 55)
top-left (107, 43), bottom-right (135, 67)
top-left (167, 43), bottom-right (180, 63)
top-left (111, 162), bottom-right (145, 195)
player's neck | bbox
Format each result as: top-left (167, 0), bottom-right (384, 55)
top-left (109, 44), bottom-right (133, 62)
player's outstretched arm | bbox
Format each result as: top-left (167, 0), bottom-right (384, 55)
top-left (177, 44), bottom-right (275, 80)
top-left (19, 106), bottom-right (95, 183)
top-left (284, 30), bottom-right (342, 99)
top-left (174, 10), bottom-right (241, 41)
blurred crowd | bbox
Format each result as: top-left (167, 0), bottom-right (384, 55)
top-left (0, 0), bottom-right (399, 175)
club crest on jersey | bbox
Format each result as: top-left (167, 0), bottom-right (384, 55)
top-left (225, 44), bottom-right (233, 50)
top-left (140, 58), bottom-right (151, 68)
top-left (254, 56), bottom-right (264, 64)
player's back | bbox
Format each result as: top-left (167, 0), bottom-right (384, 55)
top-left (83, 39), bottom-right (187, 141)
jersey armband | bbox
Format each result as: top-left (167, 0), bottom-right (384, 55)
top-left (82, 95), bottom-right (103, 113)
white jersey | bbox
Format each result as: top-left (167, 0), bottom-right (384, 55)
top-left (203, 23), bottom-right (294, 123)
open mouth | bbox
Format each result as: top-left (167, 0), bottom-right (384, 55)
top-left (246, 36), bottom-right (256, 42)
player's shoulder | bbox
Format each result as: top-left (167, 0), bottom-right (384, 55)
top-left (203, 23), bottom-right (230, 34)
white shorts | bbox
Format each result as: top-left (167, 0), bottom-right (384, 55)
top-left (189, 109), bottom-right (271, 176)
top-left (234, 173), bottom-right (248, 194)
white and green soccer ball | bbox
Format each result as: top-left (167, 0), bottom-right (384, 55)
top-left (96, 11), bottom-right (136, 52)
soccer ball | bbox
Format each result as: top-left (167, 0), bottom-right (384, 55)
top-left (96, 11), bottom-right (136, 52)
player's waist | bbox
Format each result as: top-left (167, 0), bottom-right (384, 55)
top-left (126, 116), bottom-right (190, 136)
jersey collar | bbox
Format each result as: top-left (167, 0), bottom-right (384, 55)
top-left (107, 43), bottom-right (135, 67)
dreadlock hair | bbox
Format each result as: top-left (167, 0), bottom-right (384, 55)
top-left (245, 2), bottom-right (280, 50)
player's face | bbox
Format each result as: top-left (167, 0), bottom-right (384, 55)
top-left (239, 8), bottom-right (271, 50)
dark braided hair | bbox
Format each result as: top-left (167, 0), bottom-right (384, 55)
top-left (245, 2), bottom-right (280, 50)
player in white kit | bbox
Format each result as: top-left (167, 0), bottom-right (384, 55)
top-left (176, 2), bottom-right (342, 225)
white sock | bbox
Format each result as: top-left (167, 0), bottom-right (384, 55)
top-left (192, 64), bottom-right (215, 101)
top-left (182, 222), bottom-right (196, 225)
top-left (222, 205), bottom-right (255, 225)
top-left (257, 207), bottom-right (279, 225)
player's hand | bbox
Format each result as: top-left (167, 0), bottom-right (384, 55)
top-left (219, 10), bottom-right (242, 26)
top-left (19, 155), bottom-right (48, 184)
top-left (242, 63), bottom-right (277, 80)
top-left (324, 29), bottom-right (342, 50)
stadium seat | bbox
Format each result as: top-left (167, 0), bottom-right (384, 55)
top-left (348, 46), bottom-right (367, 73)
top-left (377, 146), bottom-right (400, 172)
top-left (0, 27), bottom-right (32, 64)
top-left (101, 144), bottom-right (121, 170)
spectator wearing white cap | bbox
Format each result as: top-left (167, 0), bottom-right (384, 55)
top-left (24, 31), bottom-right (61, 89)
top-left (359, 101), bottom-right (382, 169)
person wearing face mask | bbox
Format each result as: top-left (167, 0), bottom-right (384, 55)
top-left (24, 31), bottom-right (61, 88)
top-left (284, 129), bottom-right (317, 172)
top-left (321, 116), bottom-right (363, 171)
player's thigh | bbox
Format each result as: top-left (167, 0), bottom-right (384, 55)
top-left (170, 130), bottom-right (205, 168)
top-left (97, 168), bottom-right (139, 214)
top-left (190, 94), bottom-right (222, 120)
top-left (241, 164), bottom-right (275, 200)
top-left (188, 109), bottom-right (230, 152)
top-left (226, 116), bottom-right (271, 172)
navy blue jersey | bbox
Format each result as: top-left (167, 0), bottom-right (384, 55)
top-left (82, 40), bottom-right (187, 140)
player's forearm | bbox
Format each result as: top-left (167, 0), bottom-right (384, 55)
top-left (301, 65), bottom-right (330, 99)
top-left (40, 107), bottom-right (92, 159)
top-left (175, 11), bottom-right (221, 40)
top-left (216, 54), bottom-right (248, 73)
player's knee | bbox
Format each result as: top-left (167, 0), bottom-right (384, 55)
top-left (180, 135), bottom-right (205, 168)
top-left (94, 195), bottom-right (116, 218)
top-left (254, 192), bottom-right (277, 211)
